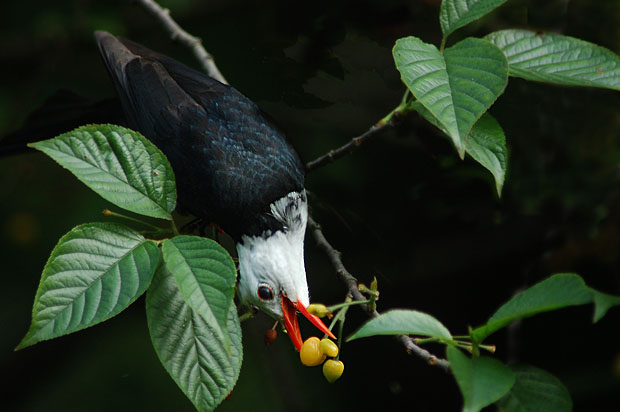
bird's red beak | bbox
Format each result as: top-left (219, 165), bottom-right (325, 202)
top-left (281, 295), bottom-right (336, 351)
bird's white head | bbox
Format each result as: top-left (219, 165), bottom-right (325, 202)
top-left (236, 191), bottom-right (334, 350)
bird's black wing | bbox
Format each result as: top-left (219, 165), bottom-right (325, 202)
top-left (95, 31), bottom-right (304, 239)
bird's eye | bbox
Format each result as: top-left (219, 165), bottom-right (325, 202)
top-left (257, 285), bottom-right (274, 301)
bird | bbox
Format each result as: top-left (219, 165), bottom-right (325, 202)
top-left (94, 31), bottom-right (334, 350)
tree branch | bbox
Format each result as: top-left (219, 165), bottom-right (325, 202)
top-left (305, 114), bottom-right (400, 172)
top-left (132, 0), bottom-right (228, 85)
top-left (307, 216), bottom-right (451, 372)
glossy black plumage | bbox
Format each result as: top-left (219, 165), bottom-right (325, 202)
top-left (95, 31), bottom-right (304, 239)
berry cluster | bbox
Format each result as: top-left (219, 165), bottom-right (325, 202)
top-left (300, 337), bottom-right (344, 383)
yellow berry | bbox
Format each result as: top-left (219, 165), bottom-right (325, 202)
top-left (322, 359), bottom-right (344, 383)
top-left (300, 337), bottom-right (326, 366)
top-left (320, 338), bottom-right (339, 358)
top-left (307, 303), bottom-right (329, 318)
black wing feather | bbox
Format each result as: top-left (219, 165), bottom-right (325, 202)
top-left (94, 31), bottom-right (304, 239)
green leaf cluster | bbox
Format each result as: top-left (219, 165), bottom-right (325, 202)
top-left (391, 0), bottom-right (620, 196)
top-left (348, 272), bottom-right (619, 412)
top-left (20, 124), bottom-right (241, 412)
top-left (366, 12), bottom-right (620, 408)
top-left (357, 10), bottom-right (620, 409)
top-left (372, 5), bottom-right (619, 405)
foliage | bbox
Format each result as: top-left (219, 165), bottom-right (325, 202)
top-left (447, 346), bottom-right (515, 412)
top-left (16, 222), bottom-right (160, 350)
top-left (346, 309), bottom-right (452, 343)
top-left (29, 124), bottom-right (177, 220)
top-left (393, 36), bottom-right (508, 159)
top-left (343, 2), bottom-right (620, 409)
top-left (349, 273), bottom-right (618, 411)
top-left (146, 264), bottom-right (242, 411)
top-left (388, 0), bottom-right (620, 197)
top-left (496, 365), bottom-right (572, 412)
top-left (21, 124), bottom-right (239, 412)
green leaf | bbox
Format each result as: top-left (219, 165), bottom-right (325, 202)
top-left (447, 346), bottom-right (515, 412)
top-left (485, 29), bottom-right (620, 90)
top-left (394, 37), bottom-right (508, 157)
top-left (408, 102), bottom-right (507, 195)
top-left (472, 273), bottom-right (592, 342)
top-left (347, 309), bottom-right (452, 342)
top-left (161, 236), bottom-right (237, 351)
top-left (146, 264), bottom-right (242, 412)
top-left (465, 113), bottom-right (507, 196)
top-left (496, 365), bottom-right (572, 412)
top-left (16, 223), bottom-right (160, 350)
top-left (440, 0), bottom-right (508, 39)
top-left (28, 124), bottom-right (177, 220)
top-left (591, 290), bottom-right (620, 323)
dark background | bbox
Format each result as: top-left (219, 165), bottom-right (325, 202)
top-left (1, 0), bottom-right (619, 411)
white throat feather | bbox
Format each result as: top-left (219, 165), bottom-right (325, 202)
top-left (236, 191), bottom-right (309, 319)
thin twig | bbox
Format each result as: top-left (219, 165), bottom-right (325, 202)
top-left (307, 216), bottom-right (451, 372)
top-left (132, 0), bottom-right (228, 84)
top-left (305, 113), bottom-right (401, 172)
